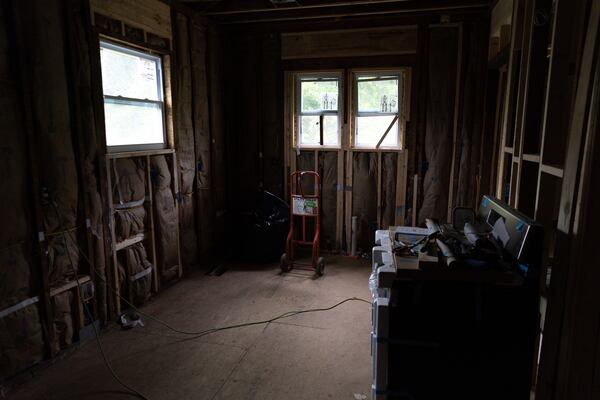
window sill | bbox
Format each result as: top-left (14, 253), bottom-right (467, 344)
top-left (295, 145), bottom-right (341, 151)
top-left (352, 146), bottom-right (404, 152)
top-left (106, 148), bottom-right (175, 159)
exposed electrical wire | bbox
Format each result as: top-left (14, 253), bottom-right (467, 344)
top-left (53, 202), bottom-right (151, 400)
top-left (51, 202), bottom-right (371, 399)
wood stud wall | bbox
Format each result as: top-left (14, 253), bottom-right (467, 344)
top-left (485, 0), bottom-right (596, 395)
top-left (284, 72), bottom-right (410, 253)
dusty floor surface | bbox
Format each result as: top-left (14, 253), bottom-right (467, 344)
top-left (7, 256), bottom-right (372, 400)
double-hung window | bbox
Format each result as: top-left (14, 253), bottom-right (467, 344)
top-left (354, 71), bottom-right (403, 149)
top-left (296, 73), bottom-right (341, 148)
top-left (100, 40), bottom-right (166, 152)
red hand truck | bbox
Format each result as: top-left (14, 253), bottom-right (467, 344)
top-left (280, 171), bottom-right (325, 277)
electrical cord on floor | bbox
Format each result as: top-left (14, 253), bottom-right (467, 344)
top-left (53, 202), bottom-right (151, 400)
top-left (52, 203), bottom-right (371, 397)
top-left (56, 214), bottom-right (371, 336)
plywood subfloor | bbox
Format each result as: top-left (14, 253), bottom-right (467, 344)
top-left (8, 256), bottom-right (372, 400)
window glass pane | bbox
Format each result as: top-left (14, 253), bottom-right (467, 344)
top-left (104, 101), bottom-right (164, 146)
top-left (323, 115), bottom-right (339, 146)
top-left (100, 43), bottom-right (161, 101)
top-left (300, 115), bottom-right (319, 145)
top-left (356, 116), bottom-right (399, 147)
top-left (300, 79), bottom-right (339, 112)
top-left (299, 115), bottom-right (339, 146)
top-left (357, 75), bottom-right (399, 113)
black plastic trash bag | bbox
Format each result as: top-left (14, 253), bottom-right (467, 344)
top-left (237, 191), bottom-right (290, 263)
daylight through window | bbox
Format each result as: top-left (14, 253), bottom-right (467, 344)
top-left (354, 72), bottom-right (403, 149)
top-left (296, 74), bottom-right (341, 147)
top-left (100, 41), bottom-right (166, 151)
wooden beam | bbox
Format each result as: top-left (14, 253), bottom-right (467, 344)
top-left (537, 1), bottom-right (599, 395)
top-left (171, 153), bottom-right (183, 279)
top-left (104, 159), bottom-right (121, 316)
top-left (90, 0), bottom-right (173, 39)
top-left (376, 152), bottom-right (382, 227)
top-left (281, 26), bottom-right (417, 59)
top-left (447, 22), bottom-right (464, 222)
top-left (395, 151), bottom-right (408, 226)
top-left (336, 149), bottom-right (344, 250)
top-left (412, 174), bottom-right (418, 226)
top-left (495, 0), bottom-right (525, 199)
top-left (145, 155), bottom-right (159, 292)
top-left (78, 0), bottom-right (115, 322)
top-left (49, 276), bottom-right (92, 298)
top-left (209, 1), bottom-right (489, 25)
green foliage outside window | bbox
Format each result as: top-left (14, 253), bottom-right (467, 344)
top-left (301, 80), bottom-right (339, 112)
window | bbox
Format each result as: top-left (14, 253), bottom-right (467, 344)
top-left (100, 41), bottom-right (166, 151)
top-left (353, 71), bottom-right (404, 149)
top-left (295, 73), bottom-right (341, 148)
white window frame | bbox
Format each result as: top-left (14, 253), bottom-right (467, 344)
top-left (294, 72), bottom-right (343, 149)
top-left (100, 40), bottom-right (167, 153)
top-left (352, 70), bottom-right (406, 150)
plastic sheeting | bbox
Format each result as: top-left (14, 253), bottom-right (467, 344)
top-left (115, 206), bottom-right (146, 242)
top-left (319, 152), bottom-right (338, 251)
top-left (15, 0), bottom-right (81, 288)
top-left (113, 159), bottom-right (151, 303)
top-left (453, 22), bottom-right (487, 209)
top-left (0, 305), bottom-right (44, 379)
top-left (0, 3), bottom-right (45, 379)
top-left (2, 0), bottom-right (84, 378)
top-left (418, 27), bottom-right (458, 224)
top-left (118, 243), bottom-right (152, 305)
top-left (0, 1), bottom-right (34, 312)
top-left (190, 23), bottom-right (214, 259)
top-left (352, 153), bottom-right (378, 253)
top-left (151, 156), bottom-right (179, 282)
top-left (381, 153), bottom-right (398, 229)
top-left (173, 13), bottom-right (198, 266)
top-left (51, 292), bottom-right (74, 354)
top-left (61, 0), bottom-right (108, 324)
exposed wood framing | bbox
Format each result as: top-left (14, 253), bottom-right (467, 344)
top-left (90, 0), bottom-right (172, 39)
top-left (395, 151), bottom-right (408, 225)
top-left (104, 159), bottom-right (121, 315)
top-left (412, 174), bottom-right (418, 226)
top-left (281, 26), bottom-right (417, 59)
top-left (283, 72), bottom-right (293, 200)
top-left (344, 149), bottom-right (354, 251)
top-left (172, 153), bottom-right (183, 279)
top-left (495, 0), bottom-right (525, 199)
top-left (512, 0), bottom-right (540, 210)
top-left (536, 0), bottom-right (599, 396)
top-left (336, 150), bottom-right (345, 249)
top-left (49, 276), bottom-right (92, 298)
top-left (376, 152), bottom-right (382, 226)
top-left (9, 3), bottom-right (56, 356)
top-left (284, 63), bottom-right (412, 251)
top-left (146, 155), bottom-right (159, 292)
top-left (104, 149), bottom-right (179, 314)
top-left (447, 22), bottom-right (464, 222)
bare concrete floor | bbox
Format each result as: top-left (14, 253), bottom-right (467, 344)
top-left (8, 256), bottom-right (372, 400)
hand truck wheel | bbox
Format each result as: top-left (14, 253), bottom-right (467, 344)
top-left (315, 257), bottom-right (325, 277)
top-left (280, 253), bottom-right (290, 273)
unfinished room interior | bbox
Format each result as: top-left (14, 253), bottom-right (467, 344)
top-left (1, 0), bottom-right (600, 398)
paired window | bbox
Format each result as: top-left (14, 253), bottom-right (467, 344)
top-left (294, 70), bottom-right (406, 149)
top-left (354, 72), bottom-right (402, 148)
top-left (100, 41), bottom-right (166, 152)
top-left (296, 73), bottom-right (341, 147)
